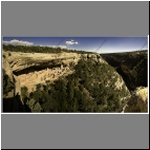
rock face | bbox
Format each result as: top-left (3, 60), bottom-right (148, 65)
top-left (101, 51), bottom-right (148, 90)
top-left (4, 51), bottom-right (81, 93)
top-left (2, 56), bottom-right (24, 112)
top-left (135, 87), bottom-right (148, 103)
top-left (3, 56), bottom-right (22, 102)
top-left (3, 51), bottom-right (132, 112)
top-left (4, 51), bottom-right (81, 73)
top-left (2, 56), bottom-right (15, 98)
top-left (4, 51), bottom-right (109, 93)
top-left (125, 86), bottom-right (148, 112)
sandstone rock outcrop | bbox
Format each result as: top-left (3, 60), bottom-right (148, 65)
top-left (2, 51), bottom-right (135, 112)
top-left (125, 86), bottom-right (148, 112)
top-left (2, 55), bottom-right (25, 112)
top-left (3, 56), bottom-right (23, 103)
top-left (4, 51), bottom-right (110, 93)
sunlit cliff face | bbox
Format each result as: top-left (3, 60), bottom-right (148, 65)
top-left (3, 50), bottom-right (147, 113)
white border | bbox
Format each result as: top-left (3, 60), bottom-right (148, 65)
top-left (0, 2), bottom-right (149, 150)
top-left (1, 35), bottom-right (149, 115)
top-left (147, 35), bottom-right (149, 114)
top-left (0, 3), bottom-right (1, 149)
top-left (1, 0), bottom-right (149, 1)
top-left (1, 112), bottom-right (149, 114)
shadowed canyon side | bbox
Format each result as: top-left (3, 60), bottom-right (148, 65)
top-left (101, 51), bottom-right (148, 90)
top-left (2, 47), bottom-right (148, 113)
top-left (101, 51), bottom-right (148, 113)
top-left (2, 56), bottom-right (28, 112)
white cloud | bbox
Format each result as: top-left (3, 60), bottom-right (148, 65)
top-left (3, 39), bottom-right (33, 46)
top-left (65, 40), bottom-right (78, 45)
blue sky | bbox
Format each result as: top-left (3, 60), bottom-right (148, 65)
top-left (3, 37), bottom-right (148, 54)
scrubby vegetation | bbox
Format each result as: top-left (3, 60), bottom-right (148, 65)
top-left (21, 59), bottom-right (129, 112)
top-left (101, 50), bottom-right (148, 90)
top-left (3, 44), bottom-right (95, 54)
top-left (125, 95), bottom-right (147, 112)
top-left (2, 48), bottom-right (148, 112)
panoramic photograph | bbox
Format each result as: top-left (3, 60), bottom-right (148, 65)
top-left (2, 37), bottom-right (148, 113)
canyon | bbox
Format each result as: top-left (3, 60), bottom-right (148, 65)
top-left (2, 50), bottom-right (148, 112)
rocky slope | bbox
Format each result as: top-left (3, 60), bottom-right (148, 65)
top-left (3, 51), bottom-right (106, 93)
top-left (101, 51), bottom-right (148, 113)
top-left (101, 51), bottom-right (148, 90)
top-left (3, 56), bottom-right (23, 101)
top-left (2, 50), bottom-right (135, 112)
top-left (124, 86), bottom-right (148, 112)
top-left (2, 56), bottom-right (25, 112)
top-left (4, 51), bottom-right (81, 73)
